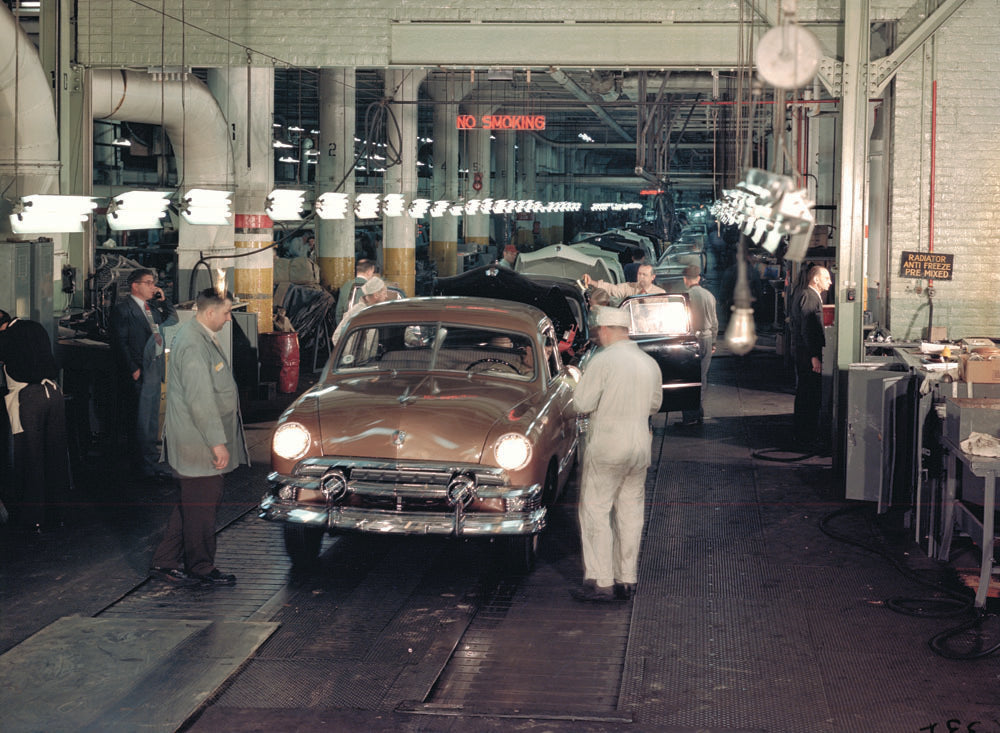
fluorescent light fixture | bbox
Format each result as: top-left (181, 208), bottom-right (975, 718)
top-left (112, 137), bottom-right (132, 147)
top-left (107, 190), bottom-right (171, 230)
top-left (578, 132), bottom-right (594, 143)
top-left (180, 189), bottom-right (232, 226)
top-left (287, 125), bottom-right (304, 132)
top-left (382, 194), bottom-right (406, 217)
top-left (9, 195), bottom-right (97, 234)
top-left (355, 193), bottom-right (381, 219)
top-left (315, 192), bottom-right (350, 219)
top-left (407, 199), bottom-right (431, 218)
top-left (277, 156), bottom-right (300, 163)
top-left (272, 140), bottom-right (294, 149)
top-left (265, 189), bottom-right (306, 221)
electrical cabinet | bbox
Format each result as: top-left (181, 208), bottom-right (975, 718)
top-left (845, 362), bottom-right (918, 513)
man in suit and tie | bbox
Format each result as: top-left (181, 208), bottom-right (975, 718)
top-left (111, 268), bottom-right (177, 479)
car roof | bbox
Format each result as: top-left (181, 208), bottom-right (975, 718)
top-left (342, 295), bottom-right (551, 333)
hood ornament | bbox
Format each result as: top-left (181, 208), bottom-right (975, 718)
top-left (392, 430), bottom-right (406, 447)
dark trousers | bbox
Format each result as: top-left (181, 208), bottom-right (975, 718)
top-left (682, 336), bottom-right (714, 422)
top-left (13, 383), bottom-right (71, 527)
top-left (122, 364), bottom-right (163, 476)
top-left (151, 473), bottom-right (224, 576)
top-left (793, 355), bottom-right (822, 445)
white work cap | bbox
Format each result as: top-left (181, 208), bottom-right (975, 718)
top-left (592, 306), bottom-right (630, 328)
top-left (362, 276), bottom-right (386, 296)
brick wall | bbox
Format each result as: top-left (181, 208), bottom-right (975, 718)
top-left (888, 0), bottom-right (1000, 340)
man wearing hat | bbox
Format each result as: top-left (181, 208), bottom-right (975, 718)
top-left (498, 244), bottom-right (519, 270)
top-left (677, 264), bottom-right (718, 427)
top-left (571, 306), bottom-right (662, 603)
top-left (331, 276), bottom-right (390, 346)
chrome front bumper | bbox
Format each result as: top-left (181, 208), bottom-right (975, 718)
top-left (259, 495), bottom-right (546, 536)
top-left (259, 458), bottom-right (546, 537)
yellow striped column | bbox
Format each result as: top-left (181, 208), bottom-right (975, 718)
top-left (317, 67), bottom-right (357, 294)
top-left (233, 213), bottom-right (273, 333)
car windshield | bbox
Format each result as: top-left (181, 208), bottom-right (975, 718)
top-left (334, 323), bottom-right (538, 380)
top-left (623, 296), bottom-right (691, 337)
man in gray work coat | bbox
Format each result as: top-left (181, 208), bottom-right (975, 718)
top-left (150, 288), bottom-right (248, 586)
top-left (678, 264), bottom-right (718, 426)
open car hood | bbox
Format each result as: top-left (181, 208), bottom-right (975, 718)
top-left (434, 265), bottom-right (578, 339)
top-left (515, 244), bottom-right (618, 284)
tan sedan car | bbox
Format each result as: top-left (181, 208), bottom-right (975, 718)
top-left (260, 297), bottom-right (581, 571)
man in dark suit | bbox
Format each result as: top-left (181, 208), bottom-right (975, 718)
top-left (110, 268), bottom-right (177, 478)
top-left (792, 265), bottom-right (832, 449)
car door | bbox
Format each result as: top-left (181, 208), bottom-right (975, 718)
top-left (619, 293), bottom-right (702, 413)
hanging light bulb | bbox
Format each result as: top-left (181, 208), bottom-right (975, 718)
top-left (725, 233), bottom-right (757, 355)
top-left (726, 307), bottom-right (757, 356)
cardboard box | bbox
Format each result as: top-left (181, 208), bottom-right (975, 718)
top-left (944, 397), bottom-right (1000, 444)
top-left (959, 355), bottom-right (1000, 384)
top-left (922, 325), bottom-right (947, 341)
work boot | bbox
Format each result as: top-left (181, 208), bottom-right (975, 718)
top-left (570, 580), bottom-right (617, 603)
top-left (614, 582), bottom-right (636, 600)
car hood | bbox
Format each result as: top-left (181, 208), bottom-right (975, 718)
top-left (516, 244), bottom-right (618, 283)
top-left (308, 373), bottom-right (537, 463)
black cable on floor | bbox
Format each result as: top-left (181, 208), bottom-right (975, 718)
top-left (819, 503), bottom-right (999, 660)
top-left (751, 446), bottom-right (815, 462)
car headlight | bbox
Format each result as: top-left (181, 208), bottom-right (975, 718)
top-left (493, 433), bottom-right (532, 471)
top-left (273, 422), bottom-right (312, 460)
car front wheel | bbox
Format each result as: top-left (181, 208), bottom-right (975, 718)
top-left (499, 533), bottom-right (539, 573)
top-left (283, 524), bottom-right (324, 568)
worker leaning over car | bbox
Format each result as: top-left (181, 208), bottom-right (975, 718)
top-left (581, 263), bottom-right (664, 305)
top-left (570, 306), bottom-right (662, 603)
top-left (331, 276), bottom-right (390, 346)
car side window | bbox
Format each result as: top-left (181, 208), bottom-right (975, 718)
top-left (624, 296), bottom-right (691, 336)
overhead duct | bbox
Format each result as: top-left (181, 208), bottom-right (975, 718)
top-left (0, 3), bottom-right (60, 237)
top-left (92, 69), bottom-right (233, 191)
top-left (92, 69), bottom-right (235, 298)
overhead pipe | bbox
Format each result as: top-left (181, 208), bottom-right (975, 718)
top-left (0, 3), bottom-right (60, 236)
top-left (547, 67), bottom-right (633, 142)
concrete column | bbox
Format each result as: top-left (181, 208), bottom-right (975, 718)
top-left (209, 67), bottom-right (274, 333)
top-left (383, 69), bottom-right (426, 296)
top-left (514, 133), bottom-right (537, 247)
top-left (461, 103), bottom-right (494, 252)
top-left (316, 68), bottom-right (356, 292)
top-left (426, 80), bottom-right (463, 277)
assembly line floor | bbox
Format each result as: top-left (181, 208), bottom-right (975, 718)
top-left (1, 346), bottom-right (999, 733)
